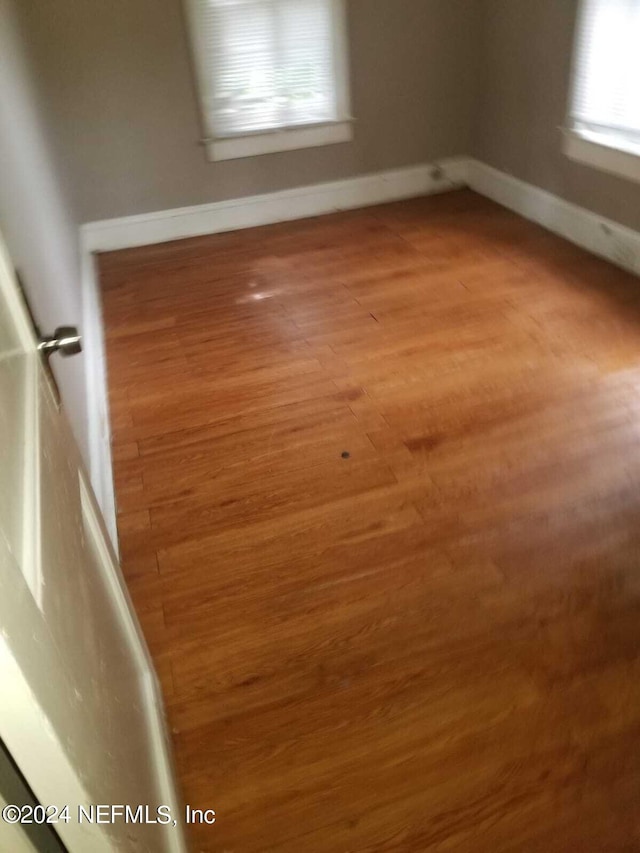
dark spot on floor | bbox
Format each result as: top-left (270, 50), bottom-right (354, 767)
top-left (337, 387), bottom-right (364, 402)
top-left (405, 434), bottom-right (443, 453)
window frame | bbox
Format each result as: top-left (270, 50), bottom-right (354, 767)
top-left (184, 0), bottom-right (353, 162)
top-left (564, 0), bottom-right (640, 184)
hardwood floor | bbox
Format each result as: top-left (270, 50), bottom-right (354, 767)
top-left (99, 189), bottom-right (640, 852)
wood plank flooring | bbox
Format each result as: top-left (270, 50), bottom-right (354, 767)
top-left (99, 190), bottom-right (640, 852)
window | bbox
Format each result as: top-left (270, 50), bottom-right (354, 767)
top-left (565, 0), bottom-right (640, 182)
top-left (185, 0), bottom-right (352, 161)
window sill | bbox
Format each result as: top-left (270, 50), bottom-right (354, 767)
top-left (206, 120), bottom-right (353, 162)
top-left (563, 128), bottom-right (640, 185)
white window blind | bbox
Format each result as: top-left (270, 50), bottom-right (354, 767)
top-left (571, 0), bottom-right (640, 143)
top-left (191, 0), bottom-right (347, 140)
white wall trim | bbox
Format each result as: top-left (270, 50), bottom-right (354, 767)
top-left (81, 250), bottom-right (118, 550)
top-left (209, 120), bottom-right (354, 162)
top-left (563, 128), bottom-right (640, 186)
top-left (82, 154), bottom-right (640, 274)
top-left (467, 159), bottom-right (640, 276)
top-left (81, 158), bottom-right (470, 252)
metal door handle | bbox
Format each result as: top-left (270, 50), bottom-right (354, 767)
top-left (38, 326), bottom-right (82, 358)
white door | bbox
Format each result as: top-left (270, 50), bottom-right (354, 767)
top-left (0, 229), bottom-right (187, 853)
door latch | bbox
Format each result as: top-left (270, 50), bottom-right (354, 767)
top-left (38, 326), bottom-right (82, 358)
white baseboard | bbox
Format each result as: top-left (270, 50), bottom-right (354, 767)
top-left (81, 250), bottom-right (118, 551)
top-left (83, 155), bottom-right (640, 279)
top-left (467, 159), bottom-right (640, 276)
top-left (81, 157), bottom-right (469, 252)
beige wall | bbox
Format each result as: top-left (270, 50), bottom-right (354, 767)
top-left (0, 0), bottom-right (89, 465)
top-left (475, 0), bottom-right (640, 232)
top-left (10, 0), bottom-right (640, 234)
top-left (20, 0), bottom-right (480, 222)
